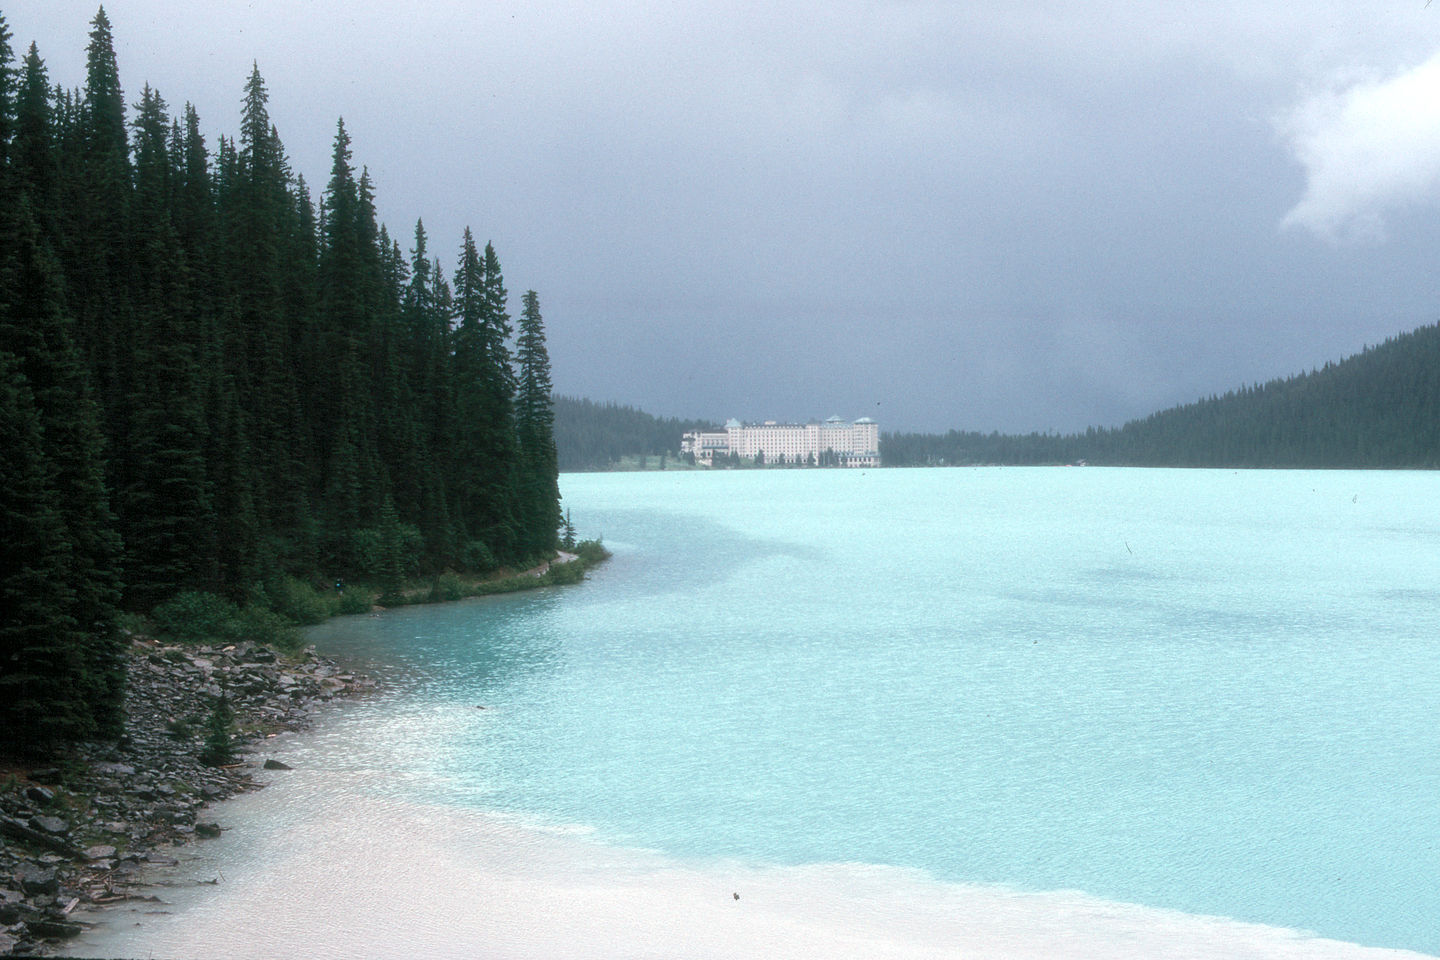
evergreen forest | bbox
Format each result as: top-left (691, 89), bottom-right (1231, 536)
top-left (0, 9), bottom-right (562, 754)
top-left (882, 323), bottom-right (1440, 468)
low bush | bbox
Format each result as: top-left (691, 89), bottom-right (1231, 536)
top-left (545, 560), bottom-right (585, 585)
top-left (198, 696), bottom-right (235, 766)
top-left (376, 589), bottom-right (412, 608)
top-left (224, 605), bottom-right (303, 652)
top-left (152, 591), bottom-right (240, 643)
top-left (268, 577), bottom-right (329, 625)
top-left (428, 572), bottom-right (468, 603)
top-left (575, 539), bottom-right (611, 564)
top-left (329, 589), bottom-right (374, 616)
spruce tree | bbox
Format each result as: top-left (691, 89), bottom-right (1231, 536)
top-left (403, 222), bottom-right (457, 569)
top-left (10, 44), bottom-right (58, 220)
top-left (65, 6), bottom-right (134, 461)
top-left (121, 83), bottom-right (216, 605)
top-left (0, 351), bottom-right (92, 755)
top-left (0, 12), bottom-right (15, 173)
top-left (451, 231), bottom-right (520, 565)
top-left (0, 195), bottom-right (125, 737)
top-left (514, 290), bottom-right (560, 559)
top-left (316, 118), bottom-right (375, 566)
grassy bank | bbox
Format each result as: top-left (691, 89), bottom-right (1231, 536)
top-left (128, 540), bottom-right (611, 654)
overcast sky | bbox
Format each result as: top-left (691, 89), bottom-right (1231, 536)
top-left (9, 1), bottom-right (1440, 433)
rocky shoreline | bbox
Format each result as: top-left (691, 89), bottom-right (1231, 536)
top-left (0, 637), bottom-right (373, 957)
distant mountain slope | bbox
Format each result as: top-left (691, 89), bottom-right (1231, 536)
top-left (882, 323), bottom-right (1440, 468)
top-left (553, 396), bottom-right (716, 470)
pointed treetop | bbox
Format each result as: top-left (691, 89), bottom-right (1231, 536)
top-left (0, 12), bottom-right (14, 161)
top-left (84, 4), bottom-right (126, 157)
top-left (240, 62), bottom-right (270, 150)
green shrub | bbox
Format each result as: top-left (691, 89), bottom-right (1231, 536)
top-left (267, 577), bottom-right (329, 625)
top-left (152, 591), bottom-right (240, 643)
top-left (198, 696), bottom-right (235, 766)
top-left (117, 611), bottom-right (150, 637)
top-left (428, 572), bottom-right (467, 602)
top-left (224, 605), bottom-right (303, 652)
top-left (575, 539), bottom-right (611, 564)
top-left (545, 560), bottom-right (585, 585)
top-left (330, 589), bottom-right (374, 616)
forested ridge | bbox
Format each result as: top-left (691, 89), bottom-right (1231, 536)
top-left (882, 322), bottom-right (1440, 468)
top-left (552, 395), bottom-right (713, 470)
top-left (0, 8), bottom-right (562, 753)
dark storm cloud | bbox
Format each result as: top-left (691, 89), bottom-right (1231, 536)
top-left (10, 0), bottom-right (1440, 431)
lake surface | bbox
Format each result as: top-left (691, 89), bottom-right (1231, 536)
top-left (77, 468), bottom-right (1440, 959)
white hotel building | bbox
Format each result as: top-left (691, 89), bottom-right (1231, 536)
top-left (681, 416), bottom-right (880, 467)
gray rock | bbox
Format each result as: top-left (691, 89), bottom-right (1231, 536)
top-left (262, 758), bottom-right (292, 771)
top-left (29, 816), bottom-right (68, 835)
top-left (83, 845), bottom-right (117, 860)
top-left (14, 864), bottom-right (58, 895)
top-left (23, 786), bottom-right (55, 807)
top-left (27, 916), bottom-right (83, 939)
top-left (195, 822), bottom-right (222, 839)
top-left (92, 762), bottom-right (135, 776)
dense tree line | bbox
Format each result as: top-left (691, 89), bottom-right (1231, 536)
top-left (882, 323), bottom-right (1440, 468)
top-left (552, 395), bottom-right (713, 470)
top-left (0, 9), bottom-right (560, 753)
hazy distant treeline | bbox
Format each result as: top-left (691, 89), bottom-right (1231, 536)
top-left (553, 395), bottom-right (714, 470)
top-left (882, 323), bottom-right (1440, 468)
top-left (0, 9), bottom-right (560, 752)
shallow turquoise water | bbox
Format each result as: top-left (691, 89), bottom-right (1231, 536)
top-left (303, 467), bottom-right (1440, 955)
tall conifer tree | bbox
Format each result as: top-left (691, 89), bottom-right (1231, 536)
top-left (514, 290), bottom-right (561, 558)
top-left (66, 6), bottom-right (133, 457)
top-left (0, 195), bottom-right (124, 738)
top-left (121, 84), bottom-right (216, 604)
top-left (452, 231), bottom-right (520, 564)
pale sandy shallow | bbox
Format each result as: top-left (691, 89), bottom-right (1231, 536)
top-left (70, 764), bottom-right (1438, 960)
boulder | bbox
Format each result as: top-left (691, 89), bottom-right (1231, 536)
top-left (27, 917), bottom-right (83, 939)
top-left (195, 822), bottom-right (222, 839)
top-left (262, 758), bottom-right (293, 771)
top-left (14, 863), bottom-right (58, 895)
top-left (92, 762), bottom-right (135, 776)
top-left (29, 815), bottom-right (68, 835)
top-left (23, 785), bottom-right (55, 807)
top-left (84, 845), bottom-right (117, 860)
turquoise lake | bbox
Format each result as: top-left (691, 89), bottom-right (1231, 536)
top-left (77, 468), bottom-right (1440, 958)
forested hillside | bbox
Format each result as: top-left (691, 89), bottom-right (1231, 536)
top-left (0, 9), bottom-right (561, 752)
top-left (883, 323), bottom-right (1440, 468)
top-left (553, 395), bottom-right (714, 470)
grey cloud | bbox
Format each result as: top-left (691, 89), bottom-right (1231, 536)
top-left (10, 0), bottom-right (1440, 432)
